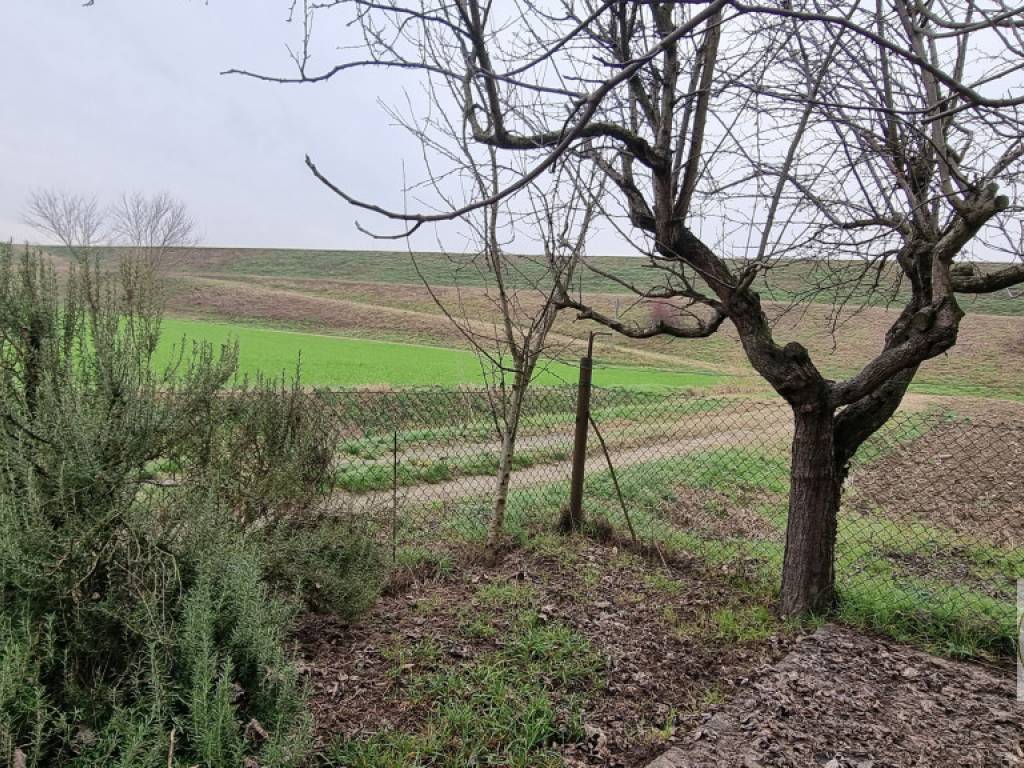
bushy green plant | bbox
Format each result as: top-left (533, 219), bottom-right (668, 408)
top-left (179, 370), bottom-right (387, 615)
top-left (0, 244), bottom-right (381, 766)
top-left (261, 517), bottom-right (384, 617)
top-left (180, 372), bottom-right (337, 529)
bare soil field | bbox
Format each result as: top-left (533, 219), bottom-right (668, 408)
top-left (145, 247), bottom-right (1024, 320)
top-left (848, 398), bottom-right (1024, 547)
top-left (166, 276), bottom-right (478, 349)
top-left (647, 625), bottom-right (1022, 768)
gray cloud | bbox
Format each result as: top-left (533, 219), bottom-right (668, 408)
top-left (4, 0), bottom-right (616, 254)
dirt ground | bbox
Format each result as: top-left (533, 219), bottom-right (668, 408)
top-left (647, 625), bottom-right (1022, 768)
top-left (295, 538), bottom-right (795, 767)
top-left (292, 537), bottom-right (1020, 768)
top-left (848, 399), bottom-right (1024, 547)
top-left (664, 487), bottom-right (784, 543)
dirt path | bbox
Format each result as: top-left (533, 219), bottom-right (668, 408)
top-left (646, 625), bottom-right (1021, 767)
top-left (337, 418), bottom-right (792, 511)
top-left (341, 401), bottom-right (787, 468)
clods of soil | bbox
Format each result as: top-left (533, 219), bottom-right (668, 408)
top-left (848, 402), bottom-right (1024, 548)
top-left (647, 625), bottom-right (1022, 768)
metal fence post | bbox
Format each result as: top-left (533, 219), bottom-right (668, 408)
top-left (566, 333), bottom-right (598, 531)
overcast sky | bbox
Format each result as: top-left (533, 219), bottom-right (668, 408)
top-left (1, 1), bottom-right (610, 253)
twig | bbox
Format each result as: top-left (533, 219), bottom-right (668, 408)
top-left (587, 413), bottom-right (638, 546)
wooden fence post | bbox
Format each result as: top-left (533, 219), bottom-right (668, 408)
top-left (565, 332), bottom-right (600, 531)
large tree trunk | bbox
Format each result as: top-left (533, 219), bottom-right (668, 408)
top-left (485, 375), bottom-right (526, 559)
top-left (780, 403), bottom-right (841, 616)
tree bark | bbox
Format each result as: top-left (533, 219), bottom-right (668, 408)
top-left (780, 402), bottom-right (841, 616)
top-left (485, 374), bottom-right (526, 559)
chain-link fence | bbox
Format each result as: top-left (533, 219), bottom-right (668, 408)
top-left (322, 386), bottom-right (1022, 650)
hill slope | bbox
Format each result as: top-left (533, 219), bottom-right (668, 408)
top-left (38, 246), bottom-right (1024, 397)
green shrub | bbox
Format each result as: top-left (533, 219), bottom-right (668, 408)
top-left (262, 517), bottom-right (386, 617)
top-left (184, 374), bottom-right (338, 530)
top-left (1, 497), bottom-right (314, 766)
top-left (0, 245), bottom-right (380, 766)
top-left (0, 613), bottom-right (54, 767)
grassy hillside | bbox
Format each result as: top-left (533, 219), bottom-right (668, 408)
top-left (188, 249), bottom-right (1024, 317)
top-left (46, 246), bottom-right (1024, 317)
top-left (157, 272), bottom-right (1024, 399)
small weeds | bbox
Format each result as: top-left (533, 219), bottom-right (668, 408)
top-left (412, 596), bottom-right (443, 615)
top-left (326, 618), bottom-right (602, 768)
top-left (644, 705), bottom-right (679, 743)
top-left (474, 580), bottom-right (537, 611)
top-left (386, 547), bottom-right (456, 595)
top-left (705, 605), bottom-right (777, 643)
top-left (663, 600), bottom-right (800, 645)
top-left (458, 613), bottom-right (497, 640)
top-left (382, 638), bottom-right (443, 682)
top-left (643, 570), bottom-right (682, 596)
top-left (693, 684), bottom-right (724, 710)
top-left (579, 565), bottom-right (602, 588)
top-left (503, 619), bottom-right (605, 689)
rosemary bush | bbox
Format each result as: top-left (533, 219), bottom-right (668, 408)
top-left (0, 244), bottom-right (381, 767)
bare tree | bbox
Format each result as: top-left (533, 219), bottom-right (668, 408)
top-left (24, 189), bottom-right (198, 321)
top-left (432, 166), bottom-right (597, 558)
top-left (374, 71), bottom-right (600, 556)
top-left (26, 189), bottom-right (196, 271)
top-left (234, 1), bottom-right (1024, 615)
top-left (23, 190), bottom-right (105, 257)
top-left (109, 191), bottom-right (198, 273)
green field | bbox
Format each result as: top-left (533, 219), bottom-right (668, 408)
top-left (157, 318), bottom-right (724, 389)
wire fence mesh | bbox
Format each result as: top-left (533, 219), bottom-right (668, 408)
top-left (321, 386), bottom-right (1021, 649)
